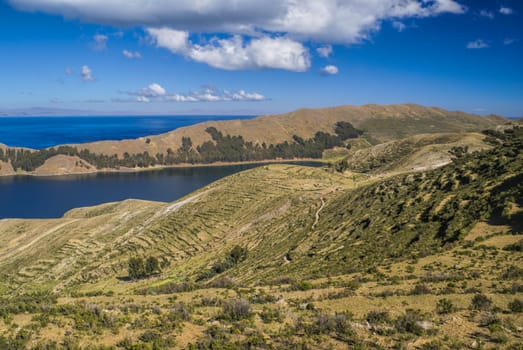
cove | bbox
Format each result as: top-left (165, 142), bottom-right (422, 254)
top-left (0, 162), bottom-right (323, 219)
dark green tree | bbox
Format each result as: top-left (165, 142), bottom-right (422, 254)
top-left (145, 256), bottom-right (160, 276)
top-left (128, 257), bottom-right (145, 280)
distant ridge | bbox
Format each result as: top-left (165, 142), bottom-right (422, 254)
top-left (77, 103), bottom-right (507, 157)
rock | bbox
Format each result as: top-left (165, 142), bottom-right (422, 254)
top-left (416, 320), bottom-right (434, 331)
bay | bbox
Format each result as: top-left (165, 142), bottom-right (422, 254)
top-left (0, 162), bottom-right (323, 219)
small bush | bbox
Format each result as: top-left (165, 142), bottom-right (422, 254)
top-left (508, 299), bottom-right (523, 313)
top-left (410, 284), bottom-right (432, 295)
top-left (207, 277), bottom-right (237, 289)
top-left (259, 306), bottom-right (283, 324)
top-left (366, 310), bottom-right (391, 324)
top-left (436, 298), bottom-right (455, 315)
top-left (470, 294), bottom-right (492, 311)
top-left (221, 298), bottom-right (251, 321)
top-left (502, 265), bottom-right (523, 280)
top-left (395, 309), bottom-right (425, 335)
top-left (292, 281), bottom-right (314, 291)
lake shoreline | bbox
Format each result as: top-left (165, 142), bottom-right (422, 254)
top-left (0, 158), bottom-right (327, 178)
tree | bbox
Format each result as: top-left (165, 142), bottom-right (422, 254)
top-left (145, 256), bottom-right (160, 276)
top-left (229, 245), bottom-right (248, 264)
top-left (128, 257), bottom-right (145, 280)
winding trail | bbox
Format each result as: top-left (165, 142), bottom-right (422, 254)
top-left (312, 196), bottom-right (326, 229)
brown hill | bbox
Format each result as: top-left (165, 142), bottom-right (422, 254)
top-left (76, 104), bottom-right (506, 157)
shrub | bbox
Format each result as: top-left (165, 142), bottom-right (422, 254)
top-left (366, 310), bottom-right (391, 324)
top-left (292, 281), bottom-right (314, 291)
top-left (508, 299), bottom-right (523, 313)
top-left (259, 306), bottom-right (283, 323)
top-left (502, 265), bottom-right (523, 280)
top-left (308, 313), bottom-right (353, 336)
top-left (207, 277), bottom-right (237, 289)
top-left (221, 298), bottom-right (251, 321)
top-left (395, 309), bottom-right (425, 335)
top-left (470, 294), bottom-right (492, 311)
top-left (436, 298), bottom-right (455, 315)
top-left (410, 284), bottom-right (432, 295)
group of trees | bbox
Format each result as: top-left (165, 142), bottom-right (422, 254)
top-left (0, 121), bottom-right (364, 171)
top-left (128, 256), bottom-right (160, 280)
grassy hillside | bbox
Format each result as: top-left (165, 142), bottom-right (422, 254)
top-left (0, 128), bottom-right (521, 349)
top-left (77, 104), bottom-right (505, 157)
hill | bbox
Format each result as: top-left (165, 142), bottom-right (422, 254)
top-left (0, 104), bottom-right (507, 176)
top-left (0, 127), bottom-right (521, 349)
top-left (77, 104), bottom-right (505, 156)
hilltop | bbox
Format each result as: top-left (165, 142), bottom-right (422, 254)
top-left (0, 126), bottom-right (521, 349)
top-left (0, 104), bottom-right (508, 176)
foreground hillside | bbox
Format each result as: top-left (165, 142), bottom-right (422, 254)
top-left (0, 127), bottom-right (521, 349)
top-left (0, 104), bottom-right (507, 176)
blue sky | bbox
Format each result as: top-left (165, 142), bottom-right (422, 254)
top-left (0, 0), bottom-right (521, 117)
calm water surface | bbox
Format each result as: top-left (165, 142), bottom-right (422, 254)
top-left (0, 115), bottom-right (321, 219)
top-left (0, 115), bottom-right (253, 149)
top-left (0, 162), bottom-right (323, 219)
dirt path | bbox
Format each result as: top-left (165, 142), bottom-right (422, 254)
top-left (312, 196), bottom-right (326, 229)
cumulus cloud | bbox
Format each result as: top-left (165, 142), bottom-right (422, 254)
top-left (147, 28), bottom-right (310, 71)
top-left (81, 65), bottom-right (94, 81)
top-left (10, 0), bottom-right (466, 71)
top-left (466, 39), bottom-right (489, 49)
top-left (321, 65), bottom-right (339, 75)
top-left (92, 34), bottom-right (108, 50)
top-left (499, 6), bottom-right (513, 15)
top-left (128, 83), bottom-right (167, 97)
top-left (122, 50), bottom-right (142, 59)
top-left (316, 45), bottom-right (333, 58)
top-left (10, 0), bottom-right (466, 43)
top-left (126, 84), bottom-right (268, 103)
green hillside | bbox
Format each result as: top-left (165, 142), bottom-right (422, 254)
top-left (0, 127), bottom-right (521, 349)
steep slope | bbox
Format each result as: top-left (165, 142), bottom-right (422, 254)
top-left (0, 128), bottom-right (520, 296)
top-left (339, 132), bottom-right (490, 173)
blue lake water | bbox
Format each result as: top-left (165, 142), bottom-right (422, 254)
top-left (0, 162), bottom-right (322, 219)
top-left (0, 115), bottom-right (323, 218)
top-left (0, 115), bottom-right (253, 149)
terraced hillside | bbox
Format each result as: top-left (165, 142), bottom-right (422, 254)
top-left (0, 128), bottom-right (521, 349)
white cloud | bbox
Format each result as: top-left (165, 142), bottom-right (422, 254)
top-left (316, 45), bottom-right (333, 58)
top-left (128, 83), bottom-right (167, 97)
top-left (92, 34), bottom-right (108, 50)
top-left (392, 21), bottom-right (406, 32)
top-left (466, 39), bottom-right (489, 49)
top-left (11, 0), bottom-right (466, 71)
top-left (499, 6), bottom-right (513, 15)
top-left (127, 84), bottom-right (268, 103)
top-left (122, 50), bottom-right (142, 59)
top-left (64, 67), bottom-right (73, 75)
top-left (147, 83), bottom-right (166, 96)
top-left (147, 28), bottom-right (310, 71)
top-left (479, 9), bottom-right (494, 19)
top-left (503, 38), bottom-right (516, 45)
top-left (81, 65), bottom-right (94, 81)
top-left (11, 0), bottom-right (466, 44)
top-left (321, 65), bottom-right (339, 75)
